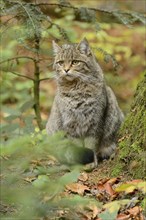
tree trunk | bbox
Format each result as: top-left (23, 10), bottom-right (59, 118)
top-left (111, 73), bottom-right (146, 179)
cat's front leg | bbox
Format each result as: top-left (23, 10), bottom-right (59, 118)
top-left (84, 137), bottom-right (99, 168)
top-left (93, 149), bottom-right (98, 167)
top-left (46, 99), bottom-right (62, 135)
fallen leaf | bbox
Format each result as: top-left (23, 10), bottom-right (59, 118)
top-left (98, 209), bottom-right (118, 220)
top-left (116, 213), bottom-right (131, 220)
top-left (139, 213), bottom-right (145, 220)
top-left (104, 182), bottom-right (115, 196)
top-left (115, 180), bottom-right (146, 195)
top-left (98, 178), bottom-right (109, 185)
top-left (127, 179), bottom-right (142, 184)
top-left (103, 201), bottom-right (120, 213)
top-left (103, 200), bottom-right (130, 213)
top-left (127, 206), bottom-right (142, 216)
top-left (66, 183), bottom-right (90, 195)
top-left (107, 177), bottom-right (121, 185)
top-left (97, 183), bottom-right (105, 191)
top-left (86, 204), bottom-right (100, 219)
top-left (115, 183), bottom-right (136, 194)
top-left (78, 172), bottom-right (88, 182)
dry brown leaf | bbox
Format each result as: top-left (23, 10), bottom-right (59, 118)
top-left (78, 172), bottom-right (88, 182)
top-left (97, 179), bottom-right (116, 198)
top-left (81, 204), bottom-right (100, 220)
top-left (97, 183), bottom-right (105, 191)
top-left (98, 178), bottom-right (109, 185)
top-left (107, 177), bottom-right (121, 185)
top-left (127, 206), bottom-right (142, 216)
top-left (116, 213), bottom-right (131, 220)
top-left (87, 204), bottom-right (100, 219)
top-left (66, 183), bottom-right (90, 195)
top-left (139, 213), bottom-right (145, 220)
top-left (104, 182), bottom-right (115, 196)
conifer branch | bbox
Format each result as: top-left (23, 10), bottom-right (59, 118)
top-left (0, 56), bottom-right (35, 65)
top-left (3, 70), bottom-right (34, 81)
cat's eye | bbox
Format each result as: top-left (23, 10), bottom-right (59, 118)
top-left (57, 61), bottom-right (64, 66)
top-left (72, 60), bottom-right (80, 65)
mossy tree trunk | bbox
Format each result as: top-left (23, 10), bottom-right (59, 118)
top-left (111, 73), bottom-right (146, 179)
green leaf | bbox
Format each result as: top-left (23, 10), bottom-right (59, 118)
top-left (59, 169), bottom-right (80, 185)
top-left (99, 209), bottom-right (118, 220)
top-left (58, 195), bottom-right (101, 208)
top-left (103, 199), bottom-right (130, 212)
top-left (32, 175), bottom-right (50, 189)
top-left (23, 115), bottom-right (35, 134)
top-left (116, 183), bottom-right (136, 193)
top-left (20, 99), bottom-right (35, 113)
top-left (0, 123), bottom-right (19, 134)
top-left (5, 114), bottom-right (21, 121)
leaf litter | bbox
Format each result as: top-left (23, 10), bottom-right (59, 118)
top-left (63, 172), bottom-right (146, 220)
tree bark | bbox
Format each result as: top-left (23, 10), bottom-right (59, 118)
top-left (111, 73), bottom-right (146, 179)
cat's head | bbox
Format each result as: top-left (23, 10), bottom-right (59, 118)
top-left (52, 38), bottom-right (103, 83)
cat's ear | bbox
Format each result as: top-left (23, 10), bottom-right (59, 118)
top-left (77, 38), bottom-right (91, 55)
top-left (52, 41), bottom-right (61, 55)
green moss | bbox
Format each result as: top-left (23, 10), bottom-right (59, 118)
top-left (111, 162), bottom-right (123, 176)
top-left (111, 75), bottom-right (146, 179)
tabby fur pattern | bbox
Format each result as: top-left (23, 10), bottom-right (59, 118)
top-left (46, 38), bottom-right (124, 166)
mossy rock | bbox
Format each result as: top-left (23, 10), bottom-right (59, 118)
top-left (111, 73), bottom-right (146, 179)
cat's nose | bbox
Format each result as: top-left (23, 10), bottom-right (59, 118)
top-left (64, 68), bottom-right (70, 73)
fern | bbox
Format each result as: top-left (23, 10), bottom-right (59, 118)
top-left (94, 47), bottom-right (119, 71)
top-left (57, 0), bottom-right (72, 7)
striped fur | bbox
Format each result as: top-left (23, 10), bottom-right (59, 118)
top-left (46, 38), bottom-right (124, 166)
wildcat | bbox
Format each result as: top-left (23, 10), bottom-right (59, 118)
top-left (46, 38), bottom-right (124, 167)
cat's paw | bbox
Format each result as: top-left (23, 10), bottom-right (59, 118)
top-left (83, 162), bottom-right (97, 172)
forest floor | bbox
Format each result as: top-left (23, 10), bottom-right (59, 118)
top-left (51, 158), bottom-right (146, 220)
top-left (1, 149), bottom-right (146, 220)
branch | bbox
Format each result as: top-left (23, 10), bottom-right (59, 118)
top-left (39, 77), bottom-right (53, 82)
top-left (0, 56), bottom-right (35, 65)
top-left (5, 1), bottom-right (134, 17)
top-left (5, 0), bottom-right (146, 26)
top-left (4, 70), bottom-right (34, 81)
top-left (6, 1), bottom-right (114, 15)
top-left (38, 3), bottom-right (113, 14)
top-left (17, 1), bottom-right (37, 33)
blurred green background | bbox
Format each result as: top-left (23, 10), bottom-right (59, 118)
top-left (1, 0), bottom-right (145, 132)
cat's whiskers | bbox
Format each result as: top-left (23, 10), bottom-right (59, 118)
top-left (57, 72), bottom-right (92, 82)
top-left (73, 71), bottom-right (97, 83)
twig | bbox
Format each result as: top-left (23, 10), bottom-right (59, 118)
top-left (0, 56), bottom-right (35, 65)
top-left (39, 77), bottom-right (53, 82)
top-left (3, 70), bottom-right (34, 81)
top-left (6, 1), bottom-right (114, 15)
top-left (16, 1), bottom-right (36, 33)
